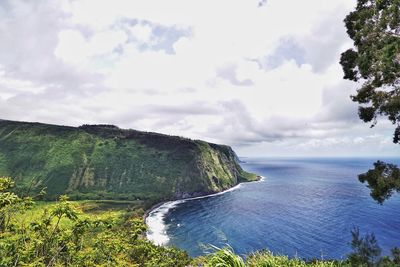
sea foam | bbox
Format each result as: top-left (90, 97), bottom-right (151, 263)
top-left (145, 176), bottom-right (265, 245)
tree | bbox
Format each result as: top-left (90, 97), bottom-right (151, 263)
top-left (341, 0), bottom-right (400, 203)
top-left (347, 227), bottom-right (382, 266)
top-left (358, 161), bottom-right (400, 204)
top-left (391, 247), bottom-right (400, 265)
top-left (340, 0), bottom-right (400, 143)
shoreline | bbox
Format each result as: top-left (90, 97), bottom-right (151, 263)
top-left (143, 175), bottom-right (263, 221)
top-left (144, 175), bottom-right (264, 245)
top-left (143, 201), bottom-right (169, 221)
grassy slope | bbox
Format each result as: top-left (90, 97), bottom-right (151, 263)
top-left (8, 200), bottom-right (349, 266)
top-left (0, 119), bottom-right (257, 203)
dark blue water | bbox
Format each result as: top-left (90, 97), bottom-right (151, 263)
top-left (162, 157), bottom-right (400, 259)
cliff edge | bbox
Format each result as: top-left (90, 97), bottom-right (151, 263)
top-left (0, 119), bottom-right (257, 201)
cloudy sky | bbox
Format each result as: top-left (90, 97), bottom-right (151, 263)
top-left (0, 0), bottom-right (398, 157)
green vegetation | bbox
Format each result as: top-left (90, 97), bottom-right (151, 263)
top-left (197, 244), bottom-right (400, 267)
top-left (340, 0), bottom-right (400, 143)
top-left (246, 251), bottom-right (341, 267)
top-left (358, 161), bottom-right (400, 204)
top-left (0, 176), bottom-right (191, 266)
top-left (347, 227), bottom-right (382, 266)
top-left (202, 240), bottom-right (400, 267)
top-left (203, 247), bottom-right (245, 267)
top-left (340, 0), bottom-right (400, 203)
top-left (1, 176), bottom-right (400, 266)
top-left (0, 119), bottom-right (257, 203)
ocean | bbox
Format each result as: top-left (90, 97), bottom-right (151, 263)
top-left (146, 157), bottom-right (400, 259)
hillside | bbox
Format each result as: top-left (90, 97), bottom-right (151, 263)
top-left (0, 119), bottom-right (257, 202)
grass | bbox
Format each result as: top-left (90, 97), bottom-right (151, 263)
top-left (246, 251), bottom-right (343, 267)
top-left (205, 246), bottom-right (246, 267)
top-left (195, 248), bottom-right (347, 267)
top-left (12, 200), bottom-right (128, 229)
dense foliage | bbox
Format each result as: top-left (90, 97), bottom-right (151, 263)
top-left (246, 251), bottom-right (341, 267)
top-left (358, 161), bottom-right (400, 203)
top-left (341, 0), bottom-right (400, 203)
top-left (200, 244), bottom-right (400, 267)
top-left (203, 246), bottom-right (246, 267)
top-left (348, 227), bottom-right (382, 266)
top-left (340, 0), bottom-right (400, 143)
top-left (0, 119), bottom-right (257, 202)
top-left (1, 177), bottom-right (400, 266)
top-left (0, 176), bottom-right (191, 267)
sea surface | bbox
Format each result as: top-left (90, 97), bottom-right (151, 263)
top-left (146, 157), bottom-right (400, 259)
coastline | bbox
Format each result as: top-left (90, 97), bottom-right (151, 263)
top-left (143, 175), bottom-right (263, 221)
top-left (144, 175), bottom-right (264, 245)
top-left (143, 201), bottom-right (169, 221)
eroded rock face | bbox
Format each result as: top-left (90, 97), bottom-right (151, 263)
top-left (0, 119), bottom-right (257, 201)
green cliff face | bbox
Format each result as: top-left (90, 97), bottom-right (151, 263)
top-left (0, 119), bottom-right (257, 201)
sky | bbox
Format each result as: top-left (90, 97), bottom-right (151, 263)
top-left (0, 0), bottom-right (398, 157)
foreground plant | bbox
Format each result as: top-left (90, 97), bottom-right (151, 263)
top-left (0, 177), bottom-right (191, 267)
top-left (1, 177), bottom-right (399, 267)
top-left (204, 246), bottom-right (245, 267)
top-left (246, 250), bottom-right (341, 267)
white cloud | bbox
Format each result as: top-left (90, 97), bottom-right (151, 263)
top-left (55, 30), bottom-right (89, 65)
top-left (129, 23), bottom-right (153, 43)
top-left (55, 29), bottom-right (127, 66)
top-left (1, 0), bottom-right (398, 157)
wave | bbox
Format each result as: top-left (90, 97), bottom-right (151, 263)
top-left (145, 176), bottom-right (265, 245)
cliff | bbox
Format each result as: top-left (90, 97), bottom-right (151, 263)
top-left (0, 119), bottom-right (257, 201)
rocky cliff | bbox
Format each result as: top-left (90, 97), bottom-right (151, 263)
top-left (0, 119), bottom-right (257, 201)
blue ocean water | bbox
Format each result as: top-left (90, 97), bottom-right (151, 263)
top-left (148, 157), bottom-right (400, 259)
